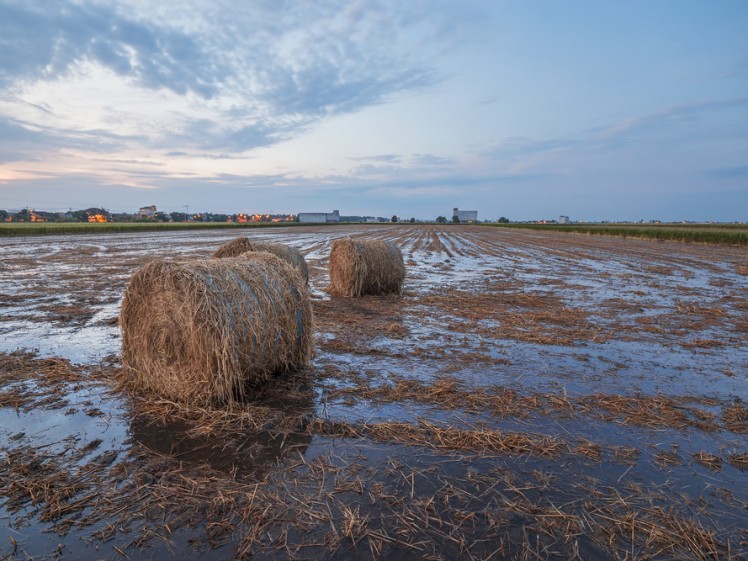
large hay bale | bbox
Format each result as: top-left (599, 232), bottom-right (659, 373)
top-left (328, 238), bottom-right (405, 297)
top-left (120, 253), bottom-right (313, 405)
top-left (213, 237), bottom-right (309, 284)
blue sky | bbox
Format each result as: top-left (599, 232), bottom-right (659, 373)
top-left (0, 0), bottom-right (746, 221)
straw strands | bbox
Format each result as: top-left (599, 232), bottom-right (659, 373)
top-left (328, 238), bottom-right (405, 297)
top-left (213, 237), bottom-right (309, 284)
top-left (119, 253), bottom-right (313, 405)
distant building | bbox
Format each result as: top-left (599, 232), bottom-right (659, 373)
top-left (298, 210), bottom-right (340, 223)
top-left (138, 205), bottom-right (157, 218)
top-left (453, 208), bottom-right (478, 223)
top-left (559, 215), bottom-right (571, 224)
top-left (340, 215), bottom-right (381, 223)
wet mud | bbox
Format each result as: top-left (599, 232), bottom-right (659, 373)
top-left (0, 225), bottom-right (746, 560)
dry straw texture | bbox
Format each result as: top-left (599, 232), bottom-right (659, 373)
top-left (120, 253), bottom-right (313, 405)
top-left (329, 238), bottom-right (405, 297)
top-left (213, 237), bottom-right (309, 284)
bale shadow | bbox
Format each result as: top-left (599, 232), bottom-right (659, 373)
top-left (129, 373), bottom-right (317, 479)
top-left (129, 414), bottom-right (312, 479)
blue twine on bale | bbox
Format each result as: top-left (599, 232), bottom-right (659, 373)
top-left (199, 260), bottom-right (306, 366)
top-left (231, 269), bottom-right (266, 365)
top-left (234, 274), bottom-right (258, 360)
top-left (290, 286), bottom-right (304, 348)
top-left (252, 269), bottom-right (284, 358)
top-left (214, 268), bottom-right (243, 336)
top-left (240, 267), bottom-right (306, 355)
top-left (238, 265), bottom-right (296, 360)
top-left (200, 267), bottom-right (263, 365)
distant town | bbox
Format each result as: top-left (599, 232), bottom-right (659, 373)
top-left (0, 206), bottom-right (740, 225)
top-left (0, 206), bottom-right (489, 224)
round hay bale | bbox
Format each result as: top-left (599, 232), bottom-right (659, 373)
top-left (212, 236), bottom-right (253, 258)
top-left (120, 253), bottom-right (313, 405)
top-left (213, 237), bottom-right (309, 284)
top-left (328, 238), bottom-right (405, 297)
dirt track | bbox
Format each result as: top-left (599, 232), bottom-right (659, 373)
top-left (0, 225), bottom-right (746, 560)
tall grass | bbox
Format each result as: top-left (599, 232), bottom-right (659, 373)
top-left (483, 223), bottom-right (748, 245)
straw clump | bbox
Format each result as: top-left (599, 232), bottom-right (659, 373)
top-left (120, 253), bottom-right (313, 405)
top-left (212, 237), bottom-right (309, 284)
top-left (328, 238), bottom-right (405, 297)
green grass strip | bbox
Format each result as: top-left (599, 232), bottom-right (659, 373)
top-left (481, 223), bottom-right (748, 245)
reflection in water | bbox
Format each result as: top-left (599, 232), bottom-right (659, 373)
top-left (130, 415), bottom-right (313, 479)
top-left (129, 384), bottom-right (316, 479)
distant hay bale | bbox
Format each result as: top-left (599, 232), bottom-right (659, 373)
top-left (213, 237), bottom-right (309, 284)
top-left (119, 253), bottom-right (313, 405)
top-left (329, 238), bottom-right (405, 297)
top-left (212, 236), bottom-right (254, 258)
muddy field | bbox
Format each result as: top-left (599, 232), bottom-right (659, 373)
top-left (0, 224), bottom-right (746, 560)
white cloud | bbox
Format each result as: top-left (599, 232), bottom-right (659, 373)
top-left (1, 1), bottom-right (747, 221)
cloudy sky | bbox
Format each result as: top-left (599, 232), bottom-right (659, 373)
top-left (0, 0), bottom-right (746, 221)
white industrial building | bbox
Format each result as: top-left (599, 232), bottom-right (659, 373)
top-left (298, 210), bottom-right (340, 223)
top-left (453, 208), bottom-right (478, 223)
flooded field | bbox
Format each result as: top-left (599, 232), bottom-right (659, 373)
top-left (0, 224), bottom-right (746, 560)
